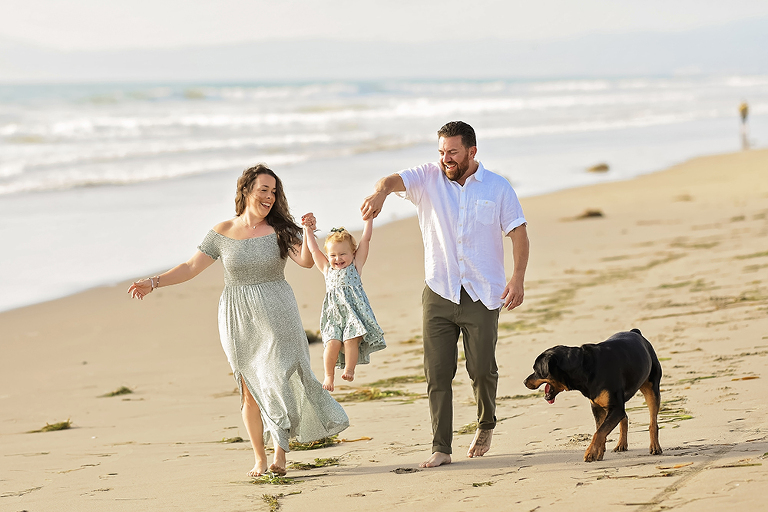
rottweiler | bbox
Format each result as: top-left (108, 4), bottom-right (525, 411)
top-left (524, 329), bottom-right (663, 462)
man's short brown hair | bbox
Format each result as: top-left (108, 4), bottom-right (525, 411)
top-left (437, 121), bottom-right (476, 148)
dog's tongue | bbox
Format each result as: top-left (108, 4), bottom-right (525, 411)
top-left (545, 383), bottom-right (555, 404)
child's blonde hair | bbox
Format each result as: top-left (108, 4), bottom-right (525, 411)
top-left (324, 227), bottom-right (357, 253)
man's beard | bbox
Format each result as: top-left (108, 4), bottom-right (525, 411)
top-left (440, 155), bottom-right (471, 182)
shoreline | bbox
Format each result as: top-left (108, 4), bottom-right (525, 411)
top-left (2, 148), bottom-right (768, 511)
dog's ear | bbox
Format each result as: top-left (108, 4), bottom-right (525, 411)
top-left (549, 347), bottom-right (585, 387)
top-left (533, 350), bottom-right (555, 377)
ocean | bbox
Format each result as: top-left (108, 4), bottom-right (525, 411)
top-left (1, 75), bottom-right (766, 312)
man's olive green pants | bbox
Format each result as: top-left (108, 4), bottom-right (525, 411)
top-left (422, 285), bottom-right (499, 454)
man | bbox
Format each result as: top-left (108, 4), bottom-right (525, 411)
top-left (361, 121), bottom-right (529, 468)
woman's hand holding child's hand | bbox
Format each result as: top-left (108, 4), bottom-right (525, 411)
top-left (301, 212), bottom-right (317, 231)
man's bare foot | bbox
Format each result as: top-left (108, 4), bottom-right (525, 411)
top-left (322, 375), bottom-right (334, 391)
top-left (419, 452), bottom-right (451, 468)
top-left (467, 428), bottom-right (493, 458)
top-left (248, 463), bottom-right (268, 477)
top-left (341, 368), bottom-right (355, 382)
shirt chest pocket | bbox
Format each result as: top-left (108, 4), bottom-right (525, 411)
top-left (475, 199), bottom-right (497, 226)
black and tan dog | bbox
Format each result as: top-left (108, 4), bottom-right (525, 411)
top-left (524, 329), bottom-right (663, 462)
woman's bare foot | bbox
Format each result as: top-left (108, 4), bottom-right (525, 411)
top-left (248, 463), bottom-right (268, 478)
top-left (269, 447), bottom-right (287, 475)
top-left (341, 368), bottom-right (355, 382)
top-left (322, 375), bottom-right (334, 391)
top-left (419, 452), bottom-right (451, 468)
top-left (467, 428), bottom-right (493, 458)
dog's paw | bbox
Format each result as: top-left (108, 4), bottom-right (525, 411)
top-left (649, 444), bottom-right (662, 455)
top-left (613, 441), bottom-right (628, 452)
top-left (584, 444), bottom-right (605, 462)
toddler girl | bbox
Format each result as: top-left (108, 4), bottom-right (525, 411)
top-left (302, 213), bottom-right (386, 391)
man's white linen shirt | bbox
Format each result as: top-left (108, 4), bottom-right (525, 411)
top-left (398, 161), bottom-right (526, 310)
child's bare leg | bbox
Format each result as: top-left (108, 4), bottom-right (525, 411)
top-left (342, 337), bottom-right (361, 382)
top-left (240, 378), bottom-right (268, 477)
top-left (323, 339), bottom-right (342, 391)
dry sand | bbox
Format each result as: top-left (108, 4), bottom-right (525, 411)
top-left (2, 149), bottom-right (767, 511)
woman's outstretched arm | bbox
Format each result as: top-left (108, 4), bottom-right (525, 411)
top-left (128, 250), bottom-right (216, 300)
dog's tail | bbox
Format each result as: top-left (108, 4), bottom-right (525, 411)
top-left (630, 328), bottom-right (642, 335)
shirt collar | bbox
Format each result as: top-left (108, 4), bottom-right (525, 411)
top-left (468, 161), bottom-right (485, 183)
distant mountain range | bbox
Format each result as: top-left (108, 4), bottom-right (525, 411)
top-left (1, 17), bottom-right (767, 83)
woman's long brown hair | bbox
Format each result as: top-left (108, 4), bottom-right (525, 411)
top-left (235, 164), bottom-right (301, 259)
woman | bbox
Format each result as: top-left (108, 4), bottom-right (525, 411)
top-left (128, 164), bottom-right (349, 477)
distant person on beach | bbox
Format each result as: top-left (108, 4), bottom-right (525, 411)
top-left (740, 101), bottom-right (750, 150)
top-left (740, 101), bottom-right (749, 124)
top-left (128, 164), bottom-right (349, 478)
top-left (361, 121), bottom-right (529, 468)
top-left (300, 214), bottom-right (386, 391)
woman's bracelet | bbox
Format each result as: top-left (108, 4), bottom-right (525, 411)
top-left (146, 276), bottom-right (160, 291)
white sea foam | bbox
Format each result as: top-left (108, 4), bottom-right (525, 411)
top-left (725, 76), bottom-right (768, 88)
top-left (530, 80), bottom-right (612, 92)
top-left (480, 110), bottom-right (723, 139)
top-left (0, 161), bottom-right (23, 178)
top-left (0, 153), bottom-right (309, 195)
top-left (1, 73), bottom-right (764, 196)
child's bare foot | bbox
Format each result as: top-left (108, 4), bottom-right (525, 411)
top-left (341, 368), bottom-right (355, 382)
top-left (248, 463), bottom-right (268, 478)
top-left (322, 375), bottom-right (334, 391)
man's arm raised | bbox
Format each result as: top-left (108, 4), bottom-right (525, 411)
top-left (361, 174), bottom-right (405, 220)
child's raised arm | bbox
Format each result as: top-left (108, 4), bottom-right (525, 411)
top-left (354, 217), bottom-right (373, 274)
top-left (301, 212), bottom-right (329, 273)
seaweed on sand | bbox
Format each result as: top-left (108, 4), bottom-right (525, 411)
top-left (288, 457), bottom-right (340, 470)
top-left (99, 386), bottom-right (133, 397)
top-left (497, 391), bottom-right (544, 401)
top-left (261, 491), bottom-right (302, 511)
top-left (455, 422), bottom-right (478, 435)
top-left (336, 387), bottom-right (416, 402)
top-left (252, 474), bottom-right (296, 485)
top-left (289, 436), bottom-right (339, 451)
top-left (28, 419), bottom-right (72, 433)
top-left (368, 375), bottom-right (426, 387)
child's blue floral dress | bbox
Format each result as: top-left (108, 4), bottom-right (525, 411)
top-left (320, 263), bottom-right (386, 368)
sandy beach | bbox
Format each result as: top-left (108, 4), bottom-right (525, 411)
top-left (2, 148), bottom-right (767, 511)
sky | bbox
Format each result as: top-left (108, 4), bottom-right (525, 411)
top-left (3, 0), bottom-right (768, 51)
